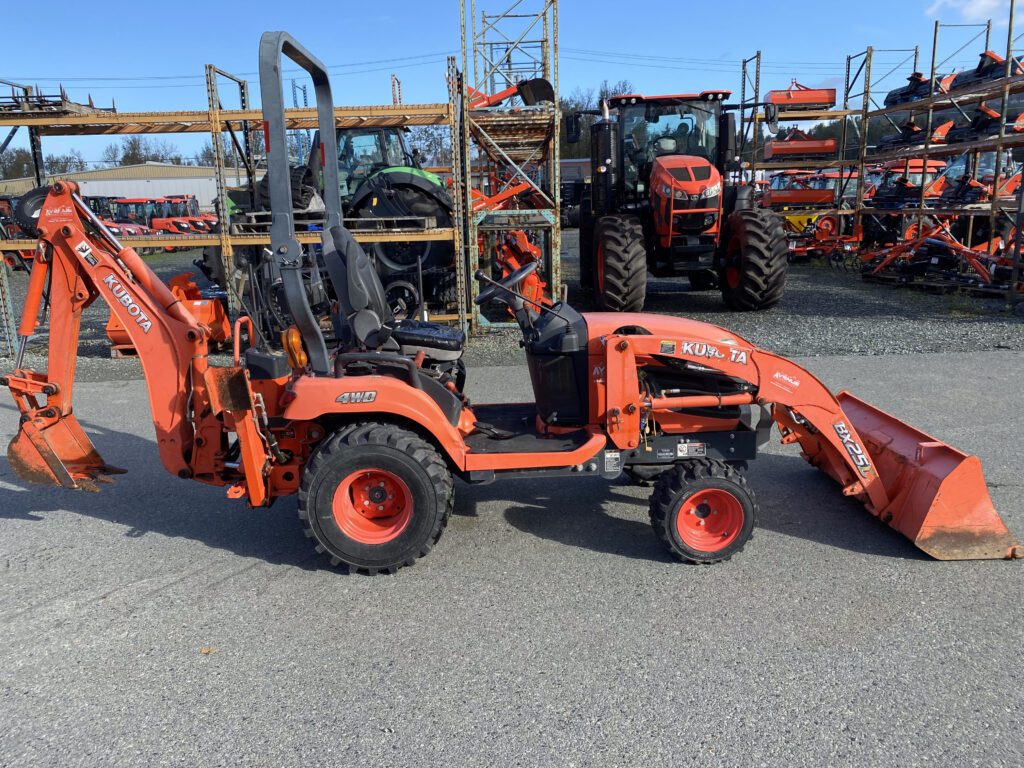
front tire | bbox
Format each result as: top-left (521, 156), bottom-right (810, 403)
top-left (649, 460), bottom-right (757, 564)
top-left (594, 214), bottom-right (647, 312)
top-left (299, 423), bottom-right (453, 574)
top-left (718, 208), bottom-right (787, 311)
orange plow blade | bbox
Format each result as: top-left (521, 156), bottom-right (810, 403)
top-left (837, 392), bottom-right (1021, 560)
top-left (6, 414), bottom-right (124, 492)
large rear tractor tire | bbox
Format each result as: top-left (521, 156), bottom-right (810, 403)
top-left (13, 186), bottom-right (50, 237)
top-left (594, 214), bottom-right (647, 312)
top-left (649, 459), bottom-right (757, 564)
top-left (299, 423), bottom-right (453, 574)
top-left (718, 208), bottom-right (787, 311)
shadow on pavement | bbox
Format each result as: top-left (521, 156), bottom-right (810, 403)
top-left (457, 452), bottom-right (924, 562)
top-left (0, 413), bottom-right (923, 568)
top-left (0, 419), bottom-right (325, 572)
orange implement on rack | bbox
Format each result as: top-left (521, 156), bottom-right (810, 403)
top-left (767, 80), bottom-right (837, 111)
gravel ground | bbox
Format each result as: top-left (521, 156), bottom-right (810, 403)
top-left (1, 352), bottom-right (1021, 767)
top-left (4, 236), bottom-right (1023, 378)
top-left (465, 231), bottom-right (1024, 366)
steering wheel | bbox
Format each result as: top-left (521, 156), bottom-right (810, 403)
top-left (474, 261), bottom-right (539, 306)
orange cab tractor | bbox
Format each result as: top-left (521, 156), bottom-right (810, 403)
top-left (166, 194), bottom-right (217, 231)
top-left (569, 91), bottom-right (788, 310)
top-left (113, 197), bottom-right (200, 240)
top-left (3, 32), bottom-right (1019, 576)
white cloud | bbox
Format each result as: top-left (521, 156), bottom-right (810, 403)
top-left (926, 0), bottom-right (1018, 26)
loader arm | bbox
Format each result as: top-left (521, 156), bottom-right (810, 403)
top-left (602, 333), bottom-right (1020, 560)
top-left (3, 182), bottom-right (269, 501)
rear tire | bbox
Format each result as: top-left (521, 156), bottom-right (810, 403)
top-left (649, 459), bottom-right (757, 564)
top-left (718, 208), bottom-right (787, 311)
top-left (13, 186), bottom-right (50, 237)
top-left (594, 214), bottom-right (647, 312)
top-left (299, 423), bottom-right (453, 574)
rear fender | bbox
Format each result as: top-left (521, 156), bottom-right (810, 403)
top-left (281, 374), bottom-right (469, 467)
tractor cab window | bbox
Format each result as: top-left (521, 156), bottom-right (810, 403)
top-left (771, 174), bottom-right (806, 190)
top-left (384, 131), bottom-right (406, 167)
top-left (337, 130), bottom-right (387, 195)
top-left (619, 101), bottom-right (720, 194)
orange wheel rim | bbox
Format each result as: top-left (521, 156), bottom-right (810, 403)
top-left (332, 469), bottom-right (413, 545)
top-left (675, 488), bottom-right (743, 552)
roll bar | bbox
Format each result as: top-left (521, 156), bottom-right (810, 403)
top-left (258, 31), bottom-right (343, 374)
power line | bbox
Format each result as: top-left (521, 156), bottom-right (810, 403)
top-left (6, 51), bottom-right (457, 84)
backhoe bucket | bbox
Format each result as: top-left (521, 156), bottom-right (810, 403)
top-left (7, 414), bottom-right (123, 492)
top-left (837, 392), bottom-right (1021, 560)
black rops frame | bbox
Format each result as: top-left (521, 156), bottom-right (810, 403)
top-left (258, 31), bottom-right (344, 375)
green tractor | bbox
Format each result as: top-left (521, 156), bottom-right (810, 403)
top-left (266, 125), bottom-right (456, 315)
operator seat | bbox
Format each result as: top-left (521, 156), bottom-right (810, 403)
top-left (327, 225), bottom-right (464, 362)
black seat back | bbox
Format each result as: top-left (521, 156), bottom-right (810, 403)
top-left (327, 225), bottom-right (394, 346)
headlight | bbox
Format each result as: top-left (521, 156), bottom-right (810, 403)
top-left (109, 227), bottom-right (121, 235)
top-left (177, 222), bottom-right (191, 230)
top-left (700, 182), bottom-right (722, 198)
top-left (662, 185), bottom-right (673, 197)
top-left (674, 189), bottom-right (686, 200)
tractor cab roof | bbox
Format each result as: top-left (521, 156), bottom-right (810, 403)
top-left (608, 91), bottom-right (731, 108)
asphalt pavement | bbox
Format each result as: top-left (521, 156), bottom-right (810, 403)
top-left (1, 350), bottom-right (1022, 767)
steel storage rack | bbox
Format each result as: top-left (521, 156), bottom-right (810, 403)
top-left (853, 7), bottom-right (1023, 305)
top-left (0, 66), bottom-right (469, 339)
top-left (458, 0), bottom-right (561, 331)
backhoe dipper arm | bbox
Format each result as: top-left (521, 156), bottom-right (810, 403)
top-left (4, 182), bottom-right (206, 489)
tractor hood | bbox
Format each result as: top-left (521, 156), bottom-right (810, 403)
top-left (650, 156), bottom-right (722, 200)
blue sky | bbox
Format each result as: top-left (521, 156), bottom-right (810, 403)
top-left (1, 0), bottom-right (1015, 164)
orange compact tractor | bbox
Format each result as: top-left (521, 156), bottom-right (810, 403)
top-left (3, 33), bottom-right (1020, 574)
top-left (568, 92), bottom-right (788, 312)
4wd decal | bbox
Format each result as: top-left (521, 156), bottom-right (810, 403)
top-left (102, 274), bottom-right (152, 333)
top-left (834, 421), bottom-right (874, 478)
top-left (336, 391), bottom-right (378, 404)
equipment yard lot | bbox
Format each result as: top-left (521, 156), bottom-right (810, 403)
top-left (2, 350), bottom-right (1022, 767)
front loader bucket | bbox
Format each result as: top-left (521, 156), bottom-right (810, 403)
top-left (517, 77), bottom-right (555, 106)
top-left (837, 392), bottom-right (1021, 560)
top-left (6, 414), bottom-right (123, 492)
